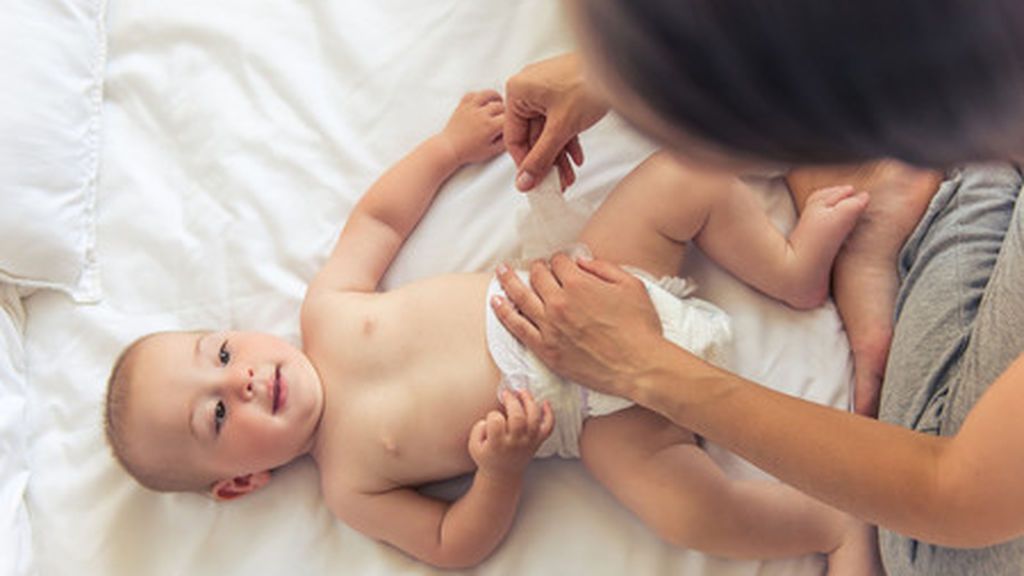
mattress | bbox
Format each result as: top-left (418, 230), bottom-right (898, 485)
top-left (9, 1), bottom-right (853, 574)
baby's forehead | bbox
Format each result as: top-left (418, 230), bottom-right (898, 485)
top-left (134, 331), bottom-right (208, 364)
top-left (127, 333), bottom-right (204, 418)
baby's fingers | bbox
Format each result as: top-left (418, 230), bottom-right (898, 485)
top-left (470, 418), bottom-right (488, 448)
top-left (521, 389), bottom-right (541, 433)
top-left (538, 401), bottom-right (555, 440)
top-left (503, 390), bottom-right (527, 437)
top-left (486, 410), bottom-right (506, 441)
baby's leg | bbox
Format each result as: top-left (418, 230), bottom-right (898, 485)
top-left (693, 179), bottom-right (867, 309)
top-left (576, 151), bottom-right (712, 278)
top-left (579, 152), bottom-right (867, 308)
top-left (787, 162), bottom-right (942, 416)
top-left (579, 407), bottom-right (881, 574)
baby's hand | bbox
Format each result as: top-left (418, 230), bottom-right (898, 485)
top-left (469, 390), bottom-right (554, 478)
top-left (440, 90), bottom-right (506, 165)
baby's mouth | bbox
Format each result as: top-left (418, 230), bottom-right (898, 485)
top-left (272, 365), bottom-right (282, 414)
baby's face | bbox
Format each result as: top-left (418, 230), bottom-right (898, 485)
top-left (127, 331), bottom-right (324, 485)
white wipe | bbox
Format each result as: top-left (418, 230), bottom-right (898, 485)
top-left (516, 171), bottom-right (592, 261)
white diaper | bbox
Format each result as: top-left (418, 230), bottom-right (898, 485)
top-left (484, 269), bottom-right (732, 459)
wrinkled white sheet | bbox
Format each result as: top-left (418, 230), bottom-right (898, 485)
top-left (21, 1), bottom-right (852, 575)
top-left (0, 285), bottom-right (31, 576)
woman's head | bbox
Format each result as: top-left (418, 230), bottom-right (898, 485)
top-left (569, 0), bottom-right (1024, 167)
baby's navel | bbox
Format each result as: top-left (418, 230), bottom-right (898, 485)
top-left (361, 317), bottom-right (376, 337)
top-left (381, 435), bottom-right (399, 455)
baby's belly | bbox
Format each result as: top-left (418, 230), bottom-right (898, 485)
top-left (369, 273), bottom-right (506, 483)
top-left (370, 367), bottom-right (503, 485)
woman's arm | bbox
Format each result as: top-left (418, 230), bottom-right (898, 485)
top-left (492, 254), bottom-right (1024, 546)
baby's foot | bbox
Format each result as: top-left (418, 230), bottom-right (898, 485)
top-left (847, 309), bottom-right (891, 418)
top-left (830, 162), bottom-right (942, 416)
top-left (826, 520), bottom-right (883, 576)
top-left (785, 186), bottom-right (869, 308)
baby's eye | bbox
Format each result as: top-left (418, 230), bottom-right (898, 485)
top-left (218, 341), bottom-right (231, 365)
top-left (214, 400), bottom-right (227, 434)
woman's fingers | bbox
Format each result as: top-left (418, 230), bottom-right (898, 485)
top-left (492, 294), bottom-right (542, 349)
top-left (555, 150), bottom-right (576, 190)
top-left (573, 255), bottom-right (634, 284)
top-left (497, 264), bottom-right (547, 320)
top-left (566, 135), bottom-right (584, 167)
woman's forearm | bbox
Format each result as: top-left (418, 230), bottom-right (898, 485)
top-left (631, 338), bottom-right (952, 540)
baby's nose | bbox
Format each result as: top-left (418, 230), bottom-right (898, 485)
top-left (235, 367), bottom-right (255, 398)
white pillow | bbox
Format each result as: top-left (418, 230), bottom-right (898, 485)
top-left (0, 0), bottom-right (107, 302)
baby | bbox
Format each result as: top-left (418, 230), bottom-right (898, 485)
top-left (105, 91), bottom-right (877, 572)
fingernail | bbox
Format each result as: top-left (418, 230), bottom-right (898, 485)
top-left (496, 262), bottom-right (508, 275)
top-left (516, 170), bottom-right (535, 190)
top-left (490, 295), bottom-right (503, 308)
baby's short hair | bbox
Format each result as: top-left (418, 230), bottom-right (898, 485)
top-left (104, 332), bottom-right (211, 493)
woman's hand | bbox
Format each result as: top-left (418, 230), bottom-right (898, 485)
top-left (504, 53), bottom-right (608, 191)
top-left (440, 90), bottom-right (506, 165)
top-left (491, 253), bottom-right (664, 399)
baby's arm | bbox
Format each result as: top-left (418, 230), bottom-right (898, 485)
top-left (331, 391), bottom-right (554, 568)
top-left (307, 91), bottom-right (505, 296)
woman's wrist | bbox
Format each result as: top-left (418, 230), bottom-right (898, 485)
top-left (628, 337), bottom-right (738, 426)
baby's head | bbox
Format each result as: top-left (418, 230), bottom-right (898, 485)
top-left (105, 330), bottom-right (324, 499)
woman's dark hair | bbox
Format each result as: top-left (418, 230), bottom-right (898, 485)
top-left (581, 0), bottom-right (1024, 166)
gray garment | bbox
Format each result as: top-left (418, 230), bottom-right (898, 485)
top-left (879, 164), bottom-right (1024, 575)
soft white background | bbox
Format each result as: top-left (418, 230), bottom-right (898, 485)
top-left (13, 1), bottom-right (853, 575)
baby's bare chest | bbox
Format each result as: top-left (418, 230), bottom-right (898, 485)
top-left (308, 274), bottom-right (506, 487)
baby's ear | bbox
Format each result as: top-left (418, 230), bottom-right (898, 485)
top-left (209, 471), bottom-right (271, 501)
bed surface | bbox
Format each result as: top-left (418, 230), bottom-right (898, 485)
top-left (12, 2), bottom-right (853, 575)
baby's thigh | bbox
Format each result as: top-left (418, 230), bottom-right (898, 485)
top-left (579, 406), bottom-right (740, 535)
top-left (578, 151), bottom-right (726, 277)
top-left (578, 406), bottom-right (698, 483)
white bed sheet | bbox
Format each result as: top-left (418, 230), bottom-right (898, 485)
top-left (20, 1), bottom-right (853, 575)
top-left (0, 285), bottom-right (32, 576)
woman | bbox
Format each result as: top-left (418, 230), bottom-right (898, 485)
top-left (495, 1), bottom-right (1024, 574)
